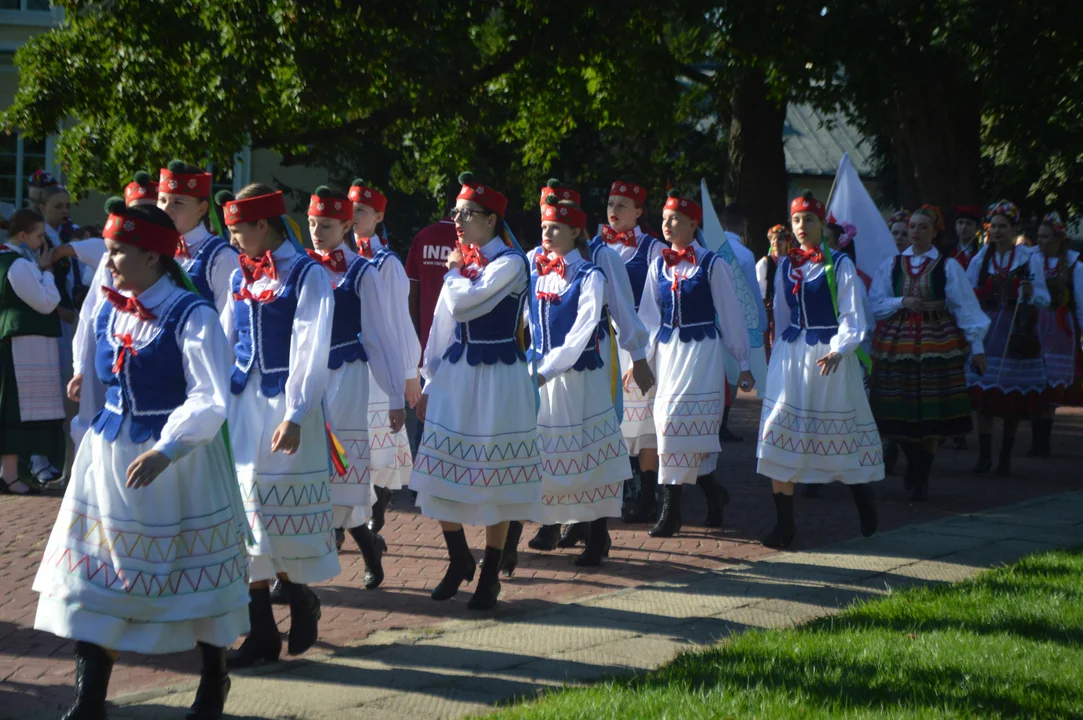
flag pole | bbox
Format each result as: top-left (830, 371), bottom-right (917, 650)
top-left (825, 153), bottom-right (846, 210)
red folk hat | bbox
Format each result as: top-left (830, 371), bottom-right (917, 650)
top-left (663, 190), bottom-right (702, 224)
top-left (539, 179), bottom-right (580, 207)
top-left (222, 191), bottom-right (288, 226)
top-left (790, 191), bottom-right (826, 220)
top-left (348, 179), bottom-right (388, 213)
top-left (954, 205), bottom-right (982, 221)
top-left (102, 198), bottom-right (180, 257)
top-left (609, 179), bottom-right (647, 205)
top-left (308, 187), bottom-right (352, 221)
top-left (124, 171), bottom-right (159, 206)
top-left (158, 160), bottom-right (212, 198)
top-left (541, 195), bottom-right (587, 231)
top-left (456, 171), bottom-right (507, 217)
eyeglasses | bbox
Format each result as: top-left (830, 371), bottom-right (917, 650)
top-left (450, 207), bottom-right (491, 223)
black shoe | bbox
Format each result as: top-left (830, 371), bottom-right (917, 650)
top-left (696, 475), bottom-right (728, 527)
top-left (348, 525), bottom-right (386, 589)
top-left (973, 433), bottom-right (993, 474)
top-left (851, 484), bottom-right (878, 537)
top-left (432, 528), bottom-right (476, 601)
top-left (528, 524), bottom-right (560, 551)
top-left (368, 486), bottom-right (393, 534)
top-left (719, 406), bottom-right (742, 442)
top-left (268, 577), bottom-right (287, 605)
top-left (761, 492), bottom-right (796, 548)
top-left (557, 522), bottom-right (588, 549)
top-left (995, 435), bottom-right (1015, 477)
top-left (334, 528), bottom-right (346, 552)
top-left (500, 521), bottom-right (523, 577)
top-left (467, 547), bottom-right (503, 610)
top-left (621, 472), bottom-right (658, 523)
top-left (648, 485), bottom-right (683, 537)
top-left (883, 440), bottom-right (900, 476)
top-left (800, 484), bottom-right (821, 498)
top-left (282, 581), bottom-right (321, 656)
top-left (574, 518), bottom-right (612, 567)
top-left (62, 642), bottom-right (114, 720)
top-left (227, 587), bottom-right (282, 669)
top-left (187, 643), bottom-right (230, 720)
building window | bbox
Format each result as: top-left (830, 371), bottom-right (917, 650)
top-left (0, 134), bottom-right (49, 211)
top-left (0, 1), bottom-right (52, 11)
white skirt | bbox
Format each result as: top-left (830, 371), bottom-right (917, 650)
top-left (327, 360), bottom-right (374, 527)
top-left (531, 365), bottom-right (629, 525)
top-left (230, 372), bottom-right (340, 584)
top-left (33, 420), bottom-right (250, 654)
top-left (410, 357), bottom-right (542, 526)
top-left (653, 336), bottom-right (724, 485)
top-left (368, 367), bottom-right (412, 490)
top-left (612, 337), bottom-right (657, 454)
top-left (757, 335), bottom-right (884, 485)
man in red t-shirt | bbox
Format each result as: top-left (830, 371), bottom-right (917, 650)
top-left (405, 215), bottom-right (458, 351)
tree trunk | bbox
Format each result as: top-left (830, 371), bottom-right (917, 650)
top-left (725, 67), bottom-right (789, 258)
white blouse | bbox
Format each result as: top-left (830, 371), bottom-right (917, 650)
top-left (105, 275), bottom-right (232, 461)
top-left (771, 251), bottom-right (872, 358)
top-left (597, 226), bottom-right (665, 266)
top-left (640, 239), bottom-right (752, 371)
top-left (178, 224), bottom-right (237, 314)
top-left (365, 235), bottom-right (422, 380)
top-left (524, 248), bottom-right (606, 380)
top-left (422, 236), bottom-right (528, 383)
top-left (587, 243), bottom-right (648, 361)
top-left (869, 246), bottom-right (990, 355)
top-left (6, 252), bottom-right (61, 315)
top-left (965, 244), bottom-right (1051, 309)
top-left (1043, 250), bottom-right (1083, 332)
top-left (755, 256), bottom-right (772, 300)
top-left (219, 241), bottom-right (334, 425)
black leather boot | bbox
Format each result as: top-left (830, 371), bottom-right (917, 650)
top-left (269, 577), bottom-right (287, 604)
top-left (500, 520), bottom-right (523, 577)
top-left (432, 528), bottom-right (476, 600)
top-left (282, 581), bottom-right (321, 656)
top-left (186, 643), bottom-right (230, 720)
top-left (334, 528), bottom-right (346, 552)
top-left (621, 471), bottom-right (658, 523)
top-left (368, 486), bottom-right (393, 534)
top-left (527, 523), bottom-right (560, 551)
top-left (696, 474), bottom-right (728, 527)
top-left (973, 433), bottom-right (993, 474)
top-left (574, 518), bottom-right (612, 567)
top-left (62, 642), bottom-right (114, 720)
top-left (719, 406), bottom-right (743, 442)
top-left (467, 546), bottom-right (503, 610)
top-left (850, 484), bottom-right (879, 537)
top-left (761, 492), bottom-right (796, 549)
top-left (227, 587), bottom-right (282, 669)
top-left (911, 449), bottom-right (932, 501)
top-left (901, 442), bottom-right (918, 490)
top-left (556, 522), bottom-right (588, 548)
top-left (648, 485), bottom-right (683, 537)
top-left (995, 434), bottom-right (1015, 477)
top-left (348, 524), bottom-right (386, 589)
top-left (883, 440), bottom-right (900, 475)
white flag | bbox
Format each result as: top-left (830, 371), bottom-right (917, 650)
top-left (826, 152), bottom-right (897, 285)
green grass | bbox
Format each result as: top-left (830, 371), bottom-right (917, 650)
top-left (489, 547), bottom-right (1083, 719)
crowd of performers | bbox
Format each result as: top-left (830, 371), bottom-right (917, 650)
top-left (0, 161), bottom-right (1078, 719)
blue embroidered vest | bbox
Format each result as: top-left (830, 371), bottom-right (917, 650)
top-left (529, 261), bottom-right (604, 372)
top-left (182, 235), bottom-right (236, 305)
top-left (92, 291), bottom-right (210, 443)
top-left (656, 249), bottom-right (719, 344)
top-left (328, 255), bottom-right (370, 369)
top-left (444, 247), bottom-right (528, 366)
top-left (780, 251), bottom-right (844, 345)
top-left (230, 254), bottom-right (318, 396)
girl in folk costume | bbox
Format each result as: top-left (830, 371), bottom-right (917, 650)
top-left (1030, 212), bottom-right (1083, 457)
top-left (158, 161), bottom-right (239, 313)
top-left (952, 206), bottom-right (984, 269)
top-left (411, 172), bottom-right (542, 610)
top-left (757, 191), bottom-right (882, 549)
top-left (0, 209), bottom-right (64, 495)
top-left (965, 200), bottom-right (1050, 476)
top-left (33, 199), bottom-right (249, 720)
top-left (889, 210), bottom-right (912, 253)
top-left (523, 195), bottom-right (631, 566)
top-left (218, 184), bottom-right (339, 667)
top-left (528, 179), bottom-right (652, 552)
top-left (869, 206), bottom-right (989, 501)
top-left (756, 224), bottom-right (794, 363)
top-left (349, 179), bottom-right (422, 535)
top-left (591, 178), bottom-right (666, 525)
top-left (639, 190), bottom-right (753, 538)
top-left (306, 186), bottom-right (405, 589)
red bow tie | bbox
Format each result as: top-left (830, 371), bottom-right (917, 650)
top-left (102, 286), bottom-right (156, 321)
top-left (112, 333), bottom-right (138, 374)
top-left (662, 246), bottom-right (696, 267)
top-left (536, 291), bottom-right (562, 305)
top-left (788, 247), bottom-right (824, 269)
top-left (240, 251), bottom-right (277, 284)
top-left (357, 237), bottom-right (373, 259)
top-left (602, 225), bottom-right (637, 248)
top-left (458, 242), bottom-right (488, 268)
top-left (233, 286), bottom-right (276, 304)
top-left (175, 237), bottom-right (191, 260)
top-left (307, 248), bottom-right (348, 274)
top-left (535, 254), bottom-right (566, 278)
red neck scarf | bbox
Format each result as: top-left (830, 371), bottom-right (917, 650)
top-left (102, 286), bottom-right (156, 321)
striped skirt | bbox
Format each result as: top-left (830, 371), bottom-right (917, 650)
top-left (870, 310), bottom-right (972, 440)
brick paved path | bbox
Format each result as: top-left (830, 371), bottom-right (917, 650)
top-left (2, 397), bottom-right (1080, 719)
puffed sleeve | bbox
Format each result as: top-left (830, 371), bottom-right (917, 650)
top-left (966, 246), bottom-right (987, 289)
top-left (591, 245), bottom-right (648, 360)
top-left (357, 265), bottom-right (406, 409)
top-left (209, 243), bottom-right (240, 315)
top-left (442, 254), bottom-right (527, 321)
top-left (537, 269), bottom-right (605, 380)
top-left (378, 256), bottom-right (422, 380)
top-left (73, 255), bottom-right (109, 377)
top-left (944, 257), bottom-right (990, 355)
top-left (639, 259), bottom-right (663, 367)
top-left (756, 257), bottom-right (768, 300)
top-left (709, 257), bottom-right (751, 371)
top-left (69, 237), bottom-right (107, 269)
top-left (7, 257), bottom-right (61, 314)
top-left (869, 256), bottom-right (904, 320)
top-left (1025, 248), bottom-right (1050, 309)
top-left (152, 304), bottom-right (232, 461)
top-left (421, 291), bottom-right (456, 383)
top-left (284, 265), bottom-right (334, 425)
top-left (218, 268), bottom-right (239, 350)
top-left (830, 255), bottom-right (870, 357)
